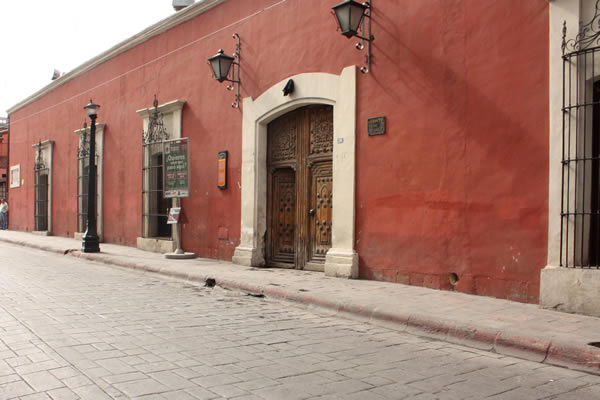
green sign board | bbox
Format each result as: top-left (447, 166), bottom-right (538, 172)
top-left (164, 138), bottom-right (190, 198)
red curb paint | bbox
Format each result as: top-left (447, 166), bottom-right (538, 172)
top-left (546, 342), bottom-right (600, 373)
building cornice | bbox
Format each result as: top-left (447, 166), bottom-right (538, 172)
top-left (31, 140), bottom-right (54, 149)
top-left (8, 0), bottom-right (226, 115)
top-left (73, 123), bottom-right (106, 136)
top-left (136, 100), bottom-right (186, 118)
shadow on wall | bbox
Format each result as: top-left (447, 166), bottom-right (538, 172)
top-left (356, 2), bottom-right (548, 303)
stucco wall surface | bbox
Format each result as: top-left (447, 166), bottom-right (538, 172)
top-left (7, 0), bottom-right (549, 302)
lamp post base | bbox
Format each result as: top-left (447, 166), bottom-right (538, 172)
top-left (81, 235), bottom-right (100, 253)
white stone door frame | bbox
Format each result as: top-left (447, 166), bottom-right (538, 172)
top-left (233, 66), bottom-right (359, 278)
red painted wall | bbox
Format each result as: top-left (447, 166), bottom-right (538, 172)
top-left (7, 0), bottom-right (549, 303)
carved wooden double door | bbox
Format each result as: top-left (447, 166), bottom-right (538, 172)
top-left (267, 105), bottom-right (333, 271)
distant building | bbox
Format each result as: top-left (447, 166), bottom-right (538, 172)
top-left (0, 117), bottom-right (8, 200)
top-left (5, 0), bottom-right (599, 316)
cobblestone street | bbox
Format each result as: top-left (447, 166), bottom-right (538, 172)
top-left (1, 242), bottom-right (599, 400)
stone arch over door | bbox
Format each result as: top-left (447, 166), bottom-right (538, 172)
top-left (232, 66), bottom-right (358, 278)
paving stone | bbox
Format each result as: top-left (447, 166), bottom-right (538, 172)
top-left (0, 374), bottom-right (20, 386)
top-left (14, 360), bottom-right (62, 375)
top-left (62, 375), bottom-right (93, 389)
top-left (135, 362), bottom-right (176, 374)
top-left (208, 383), bottom-right (249, 398)
top-left (18, 393), bottom-right (52, 400)
top-left (45, 387), bottom-right (80, 400)
top-left (148, 370), bottom-right (194, 390)
top-left (234, 377), bottom-right (280, 391)
top-left (0, 380), bottom-right (35, 399)
top-left (252, 384), bottom-right (313, 400)
top-left (180, 386), bottom-right (220, 400)
top-left (113, 378), bottom-right (169, 398)
top-left (48, 367), bottom-right (79, 381)
top-left (6, 356), bottom-right (32, 368)
top-left (21, 371), bottom-right (64, 392)
top-left (191, 373), bottom-right (241, 388)
top-left (102, 372), bottom-right (148, 384)
top-left (1, 243), bottom-right (600, 400)
top-left (70, 384), bottom-right (113, 400)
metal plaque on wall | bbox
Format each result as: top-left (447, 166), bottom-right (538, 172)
top-left (368, 116), bottom-right (386, 136)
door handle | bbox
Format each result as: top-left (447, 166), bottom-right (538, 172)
top-left (309, 208), bottom-right (315, 216)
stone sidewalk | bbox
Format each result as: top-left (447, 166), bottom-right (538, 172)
top-left (1, 230), bottom-right (599, 376)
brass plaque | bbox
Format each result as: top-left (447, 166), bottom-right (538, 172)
top-left (368, 116), bottom-right (386, 136)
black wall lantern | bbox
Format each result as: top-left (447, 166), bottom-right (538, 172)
top-left (208, 33), bottom-right (241, 108)
top-left (332, 0), bottom-right (374, 73)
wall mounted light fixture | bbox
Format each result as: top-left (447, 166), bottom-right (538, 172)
top-left (332, 0), bottom-right (374, 73)
top-left (208, 33), bottom-right (241, 108)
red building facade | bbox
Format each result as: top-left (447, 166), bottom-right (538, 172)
top-left (0, 118), bottom-right (8, 200)
top-left (7, 0), bottom-right (551, 304)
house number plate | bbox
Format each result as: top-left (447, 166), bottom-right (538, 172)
top-left (368, 116), bottom-right (386, 136)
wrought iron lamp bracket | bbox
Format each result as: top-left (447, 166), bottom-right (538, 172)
top-left (356, 1), bottom-right (373, 73)
top-left (226, 33), bottom-right (242, 108)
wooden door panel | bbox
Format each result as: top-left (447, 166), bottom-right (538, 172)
top-left (267, 105), bottom-right (333, 270)
top-left (308, 162), bottom-right (333, 264)
top-left (268, 168), bottom-right (296, 266)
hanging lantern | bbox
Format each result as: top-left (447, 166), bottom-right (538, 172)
top-left (332, 0), bottom-right (369, 39)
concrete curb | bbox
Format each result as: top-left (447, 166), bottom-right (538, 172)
top-left (3, 236), bottom-right (600, 376)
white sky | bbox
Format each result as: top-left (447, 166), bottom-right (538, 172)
top-left (0, 0), bottom-right (178, 117)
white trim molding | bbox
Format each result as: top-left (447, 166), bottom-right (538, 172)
top-left (541, 0), bottom-right (600, 316)
top-left (73, 123), bottom-right (105, 242)
top-left (232, 66), bottom-right (359, 278)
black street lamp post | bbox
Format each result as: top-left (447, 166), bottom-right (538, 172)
top-left (81, 100), bottom-right (100, 253)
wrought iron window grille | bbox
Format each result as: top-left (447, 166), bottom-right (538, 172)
top-left (34, 141), bottom-right (49, 231)
top-left (78, 122), bottom-right (90, 159)
top-left (34, 141), bottom-right (46, 171)
top-left (560, 1), bottom-right (600, 269)
top-left (563, 0), bottom-right (600, 55)
top-left (77, 122), bottom-right (98, 233)
top-left (141, 95), bottom-right (171, 239)
top-left (143, 95), bottom-right (170, 145)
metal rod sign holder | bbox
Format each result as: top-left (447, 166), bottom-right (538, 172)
top-left (163, 138), bottom-right (196, 260)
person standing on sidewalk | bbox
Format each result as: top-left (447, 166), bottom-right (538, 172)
top-left (0, 199), bottom-right (8, 230)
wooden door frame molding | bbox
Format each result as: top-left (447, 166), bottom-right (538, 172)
top-left (233, 66), bottom-right (358, 278)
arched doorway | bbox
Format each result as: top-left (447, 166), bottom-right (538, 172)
top-left (266, 105), bottom-right (333, 270)
top-left (232, 67), bottom-right (358, 278)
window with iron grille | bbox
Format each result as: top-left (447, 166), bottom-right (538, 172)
top-left (561, 6), bottom-right (600, 268)
top-left (78, 153), bottom-right (90, 233)
top-left (34, 164), bottom-right (49, 232)
top-left (142, 143), bottom-right (171, 238)
top-left (142, 97), bottom-right (171, 239)
top-left (33, 141), bottom-right (50, 232)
